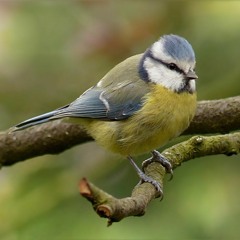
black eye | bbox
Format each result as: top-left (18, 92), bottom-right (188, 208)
top-left (168, 63), bottom-right (178, 71)
top-left (167, 62), bottom-right (184, 74)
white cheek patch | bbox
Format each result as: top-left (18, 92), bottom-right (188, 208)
top-left (144, 57), bottom-right (184, 92)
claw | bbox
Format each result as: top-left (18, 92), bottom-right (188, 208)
top-left (128, 156), bottom-right (163, 199)
top-left (137, 171), bottom-right (163, 199)
top-left (142, 150), bottom-right (173, 181)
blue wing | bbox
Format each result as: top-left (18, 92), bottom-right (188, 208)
top-left (52, 81), bottom-right (147, 120)
top-left (13, 80), bottom-right (149, 131)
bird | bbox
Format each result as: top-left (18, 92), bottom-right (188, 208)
top-left (13, 34), bottom-right (198, 196)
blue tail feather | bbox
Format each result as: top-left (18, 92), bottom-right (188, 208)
top-left (13, 104), bottom-right (70, 131)
top-left (13, 110), bottom-right (59, 131)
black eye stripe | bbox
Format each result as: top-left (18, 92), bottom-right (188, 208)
top-left (149, 51), bottom-right (184, 74)
top-left (166, 63), bottom-right (184, 74)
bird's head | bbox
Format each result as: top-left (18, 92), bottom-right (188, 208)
top-left (139, 34), bottom-right (197, 93)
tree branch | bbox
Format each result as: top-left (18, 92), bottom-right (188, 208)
top-left (184, 96), bottom-right (240, 134)
top-left (0, 96), bottom-right (240, 167)
top-left (79, 132), bottom-right (240, 225)
top-left (0, 96), bottom-right (240, 224)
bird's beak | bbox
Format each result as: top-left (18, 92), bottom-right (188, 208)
top-left (185, 70), bottom-right (198, 80)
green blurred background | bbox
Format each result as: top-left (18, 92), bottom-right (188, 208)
top-left (0, 1), bottom-right (240, 239)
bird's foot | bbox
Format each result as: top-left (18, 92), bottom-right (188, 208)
top-left (137, 171), bottom-right (163, 199)
top-left (128, 156), bottom-right (163, 199)
top-left (142, 150), bottom-right (173, 180)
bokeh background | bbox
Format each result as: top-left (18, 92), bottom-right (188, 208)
top-left (0, 1), bottom-right (240, 239)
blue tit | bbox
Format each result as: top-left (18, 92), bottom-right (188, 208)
top-left (13, 34), bottom-right (198, 195)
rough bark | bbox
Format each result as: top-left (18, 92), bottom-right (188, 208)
top-left (79, 133), bottom-right (240, 225)
top-left (0, 96), bottom-right (239, 225)
top-left (1, 96), bottom-right (239, 167)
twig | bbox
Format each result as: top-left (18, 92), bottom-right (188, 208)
top-left (79, 132), bottom-right (240, 225)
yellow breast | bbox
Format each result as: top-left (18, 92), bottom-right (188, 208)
top-left (83, 85), bottom-right (197, 156)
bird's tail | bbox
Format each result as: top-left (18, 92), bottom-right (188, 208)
top-left (11, 104), bottom-right (71, 131)
top-left (12, 110), bottom-right (59, 131)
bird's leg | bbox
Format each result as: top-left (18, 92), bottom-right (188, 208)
top-left (127, 156), bottom-right (163, 197)
top-left (142, 150), bottom-right (173, 180)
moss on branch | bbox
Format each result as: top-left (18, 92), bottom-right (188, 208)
top-left (0, 96), bottom-right (240, 224)
top-left (79, 132), bottom-right (240, 225)
top-left (0, 96), bottom-right (240, 167)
